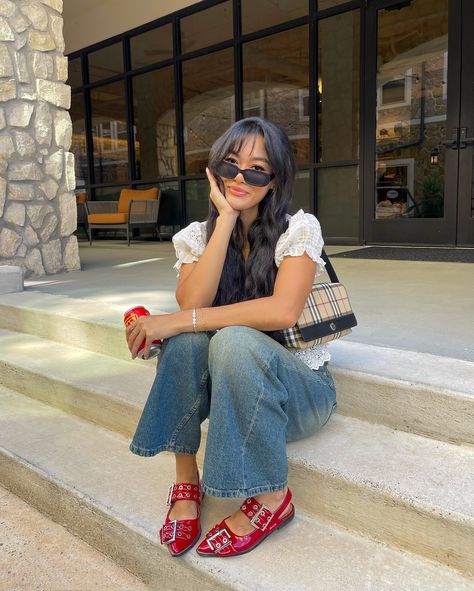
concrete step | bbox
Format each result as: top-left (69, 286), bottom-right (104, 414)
top-left (0, 291), bottom-right (162, 363)
top-left (0, 485), bottom-right (149, 591)
top-left (1, 386), bottom-right (473, 591)
top-left (1, 291), bottom-right (474, 446)
top-left (1, 328), bottom-right (473, 575)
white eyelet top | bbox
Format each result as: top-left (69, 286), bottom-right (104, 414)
top-left (172, 209), bottom-right (331, 370)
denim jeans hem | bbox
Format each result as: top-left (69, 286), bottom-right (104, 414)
top-left (129, 442), bottom-right (198, 457)
top-left (201, 481), bottom-right (288, 498)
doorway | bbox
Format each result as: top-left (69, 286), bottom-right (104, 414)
top-left (363, 0), bottom-right (474, 245)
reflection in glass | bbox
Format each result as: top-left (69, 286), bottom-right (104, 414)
top-left (317, 166), bottom-right (359, 241)
top-left (241, 0), bottom-right (307, 35)
top-left (132, 66), bottom-right (177, 180)
top-left (318, 11), bottom-right (360, 162)
top-left (185, 179), bottom-right (210, 224)
top-left (68, 58), bottom-right (83, 88)
top-left (376, 0), bottom-right (448, 219)
top-left (88, 42), bottom-right (123, 83)
top-left (70, 93), bottom-right (88, 188)
top-left (318, 0), bottom-right (351, 10)
top-left (137, 182), bottom-right (181, 235)
top-left (130, 25), bottom-right (173, 69)
top-left (181, 1), bottom-right (232, 54)
top-left (182, 49), bottom-right (235, 174)
top-left (243, 26), bottom-right (309, 166)
top-left (90, 81), bottom-right (129, 184)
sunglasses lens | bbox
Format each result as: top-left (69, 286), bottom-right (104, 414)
top-left (216, 161), bottom-right (271, 187)
top-left (243, 170), bottom-right (271, 187)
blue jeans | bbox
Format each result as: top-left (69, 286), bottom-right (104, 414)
top-left (129, 327), bottom-right (337, 498)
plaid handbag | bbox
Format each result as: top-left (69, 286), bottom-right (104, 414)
top-left (280, 250), bottom-right (357, 349)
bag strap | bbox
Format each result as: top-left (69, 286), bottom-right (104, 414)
top-left (321, 249), bottom-right (340, 283)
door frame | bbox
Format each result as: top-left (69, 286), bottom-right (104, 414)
top-left (457, 0), bottom-right (474, 245)
top-left (362, 0), bottom-right (460, 245)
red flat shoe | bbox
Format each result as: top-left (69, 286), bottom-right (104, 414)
top-left (196, 488), bottom-right (294, 557)
top-left (159, 481), bottom-right (202, 557)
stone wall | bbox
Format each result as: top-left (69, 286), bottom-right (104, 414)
top-left (0, 0), bottom-right (80, 276)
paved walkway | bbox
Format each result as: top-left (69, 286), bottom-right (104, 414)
top-left (25, 237), bottom-right (474, 362)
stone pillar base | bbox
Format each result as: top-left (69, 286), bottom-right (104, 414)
top-left (0, 265), bottom-right (24, 294)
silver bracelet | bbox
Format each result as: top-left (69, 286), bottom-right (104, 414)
top-left (192, 308), bottom-right (197, 333)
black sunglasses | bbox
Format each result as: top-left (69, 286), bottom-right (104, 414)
top-left (215, 161), bottom-right (274, 188)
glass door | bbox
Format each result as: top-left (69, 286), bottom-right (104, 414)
top-left (364, 0), bottom-right (458, 244)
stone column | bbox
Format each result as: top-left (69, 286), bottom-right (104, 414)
top-left (0, 0), bottom-right (80, 276)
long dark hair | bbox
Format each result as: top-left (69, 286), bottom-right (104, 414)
top-left (206, 117), bottom-right (296, 308)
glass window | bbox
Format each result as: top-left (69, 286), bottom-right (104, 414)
top-left (130, 24), bottom-right (173, 69)
top-left (317, 166), bottom-right (359, 241)
top-left (94, 186), bottom-right (126, 201)
top-left (180, 1), bottom-right (232, 54)
top-left (90, 81), bottom-right (129, 184)
top-left (292, 170), bottom-right (311, 214)
top-left (132, 66), bottom-right (178, 180)
top-left (182, 48), bottom-right (235, 174)
top-left (243, 26), bottom-right (310, 166)
top-left (241, 0), bottom-right (307, 35)
top-left (68, 58), bottom-right (82, 89)
top-left (70, 92), bottom-right (88, 188)
top-left (318, 10), bottom-right (360, 162)
top-left (88, 42), bottom-right (123, 83)
top-left (185, 179), bottom-right (210, 224)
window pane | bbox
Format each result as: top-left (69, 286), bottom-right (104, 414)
top-left (317, 166), bottom-right (359, 241)
top-left (181, 1), bottom-right (232, 54)
top-left (90, 81), bottom-right (129, 184)
top-left (94, 186), bottom-right (126, 201)
top-left (243, 26), bottom-right (309, 166)
top-left (182, 48), bottom-right (235, 174)
top-left (134, 181), bottom-right (181, 237)
top-left (291, 170), bottom-right (311, 214)
top-left (70, 93), bottom-right (88, 189)
top-left (68, 58), bottom-right (82, 88)
top-left (185, 179), bottom-right (209, 224)
top-left (132, 66), bottom-right (178, 180)
top-left (88, 42), bottom-right (123, 83)
top-left (241, 0), bottom-right (307, 35)
top-left (318, 10), bottom-right (360, 162)
top-left (130, 24), bottom-right (173, 69)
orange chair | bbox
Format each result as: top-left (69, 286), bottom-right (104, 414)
top-left (86, 188), bottom-right (161, 246)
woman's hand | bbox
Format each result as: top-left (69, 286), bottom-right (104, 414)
top-left (206, 167), bottom-right (239, 219)
top-left (125, 313), bottom-right (182, 359)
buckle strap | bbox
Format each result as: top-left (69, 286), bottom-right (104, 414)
top-left (206, 527), bottom-right (234, 553)
top-left (167, 482), bottom-right (201, 506)
top-left (160, 519), bottom-right (197, 545)
top-left (240, 497), bottom-right (273, 531)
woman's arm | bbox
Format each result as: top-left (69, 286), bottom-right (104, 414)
top-left (127, 253), bottom-right (317, 358)
top-left (175, 168), bottom-right (239, 309)
top-left (175, 213), bottom-right (236, 309)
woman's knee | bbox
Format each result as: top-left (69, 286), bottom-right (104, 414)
top-left (162, 331), bottom-right (210, 356)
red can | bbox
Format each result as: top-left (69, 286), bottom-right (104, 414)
top-left (123, 306), bottom-right (162, 360)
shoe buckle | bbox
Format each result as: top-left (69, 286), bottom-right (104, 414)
top-left (166, 484), bottom-right (174, 506)
top-left (250, 504), bottom-right (273, 531)
top-left (206, 527), bottom-right (232, 553)
top-left (160, 520), bottom-right (177, 545)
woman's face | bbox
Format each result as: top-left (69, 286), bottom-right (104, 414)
top-left (219, 134), bottom-right (274, 218)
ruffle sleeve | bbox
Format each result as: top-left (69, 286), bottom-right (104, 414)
top-left (172, 221), bottom-right (207, 275)
top-left (275, 209), bottom-right (326, 276)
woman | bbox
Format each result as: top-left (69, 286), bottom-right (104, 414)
top-left (126, 117), bottom-right (337, 558)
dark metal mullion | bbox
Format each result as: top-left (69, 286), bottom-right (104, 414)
top-left (234, 0), bottom-right (243, 121)
top-left (309, 0), bottom-right (318, 214)
top-left (124, 39), bottom-right (135, 185)
top-left (239, 15), bottom-right (308, 44)
top-left (358, 1), bottom-right (367, 244)
top-left (174, 17), bottom-right (187, 227)
top-left (83, 51), bottom-right (95, 196)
